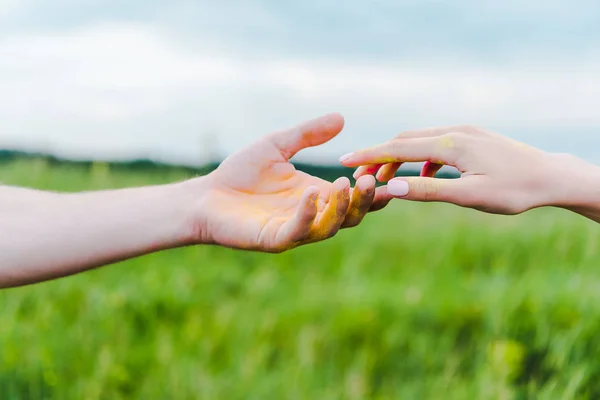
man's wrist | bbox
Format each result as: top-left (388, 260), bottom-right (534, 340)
top-left (174, 174), bottom-right (216, 246)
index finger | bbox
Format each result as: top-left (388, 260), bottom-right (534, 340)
top-left (339, 135), bottom-right (458, 168)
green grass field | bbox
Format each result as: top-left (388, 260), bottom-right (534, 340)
top-left (2, 158), bottom-right (600, 399)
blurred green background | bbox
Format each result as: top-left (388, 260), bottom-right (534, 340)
top-left (1, 154), bottom-right (600, 400)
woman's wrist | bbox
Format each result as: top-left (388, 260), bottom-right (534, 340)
top-left (542, 153), bottom-right (600, 215)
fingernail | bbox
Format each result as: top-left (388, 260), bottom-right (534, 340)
top-left (387, 180), bottom-right (410, 197)
top-left (339, 153), bottom-right (354, 163)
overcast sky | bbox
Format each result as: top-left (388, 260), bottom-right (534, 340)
top-left (1, 0), bottom-right (600, 165)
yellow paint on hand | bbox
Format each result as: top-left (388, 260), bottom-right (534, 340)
top-left (438, 136), bottom-right (455, 149)
top-left (310, 189), bottom-right (348, 239)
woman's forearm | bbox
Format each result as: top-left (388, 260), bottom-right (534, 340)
top-left (552, 154), bottom-right (600, 223)
top-left (0, 179), bottom-right (208, 288)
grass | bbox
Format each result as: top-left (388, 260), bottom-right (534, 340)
top-left (1, 158), bottom-right (600, 399)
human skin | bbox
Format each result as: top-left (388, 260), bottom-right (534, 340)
top-left (0, 113), bottom-right (392, 288)
top-left (339, 125), bottom-right (600, 222)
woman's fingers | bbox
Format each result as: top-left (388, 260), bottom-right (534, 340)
top-left (340, 135), bottom-right (458, 168)
top-left (342, 175), bottom-right (376, 228)
top-left (386, 176), bottom-right (482, 205)
top-left (421, 161), bottom-right (444, 178)
top-left (344, 127), bottom-right (475, 180)
top-left (353, 164), bottom-right (382, 180)
top-left (376, 162), bottom-right (403, 182)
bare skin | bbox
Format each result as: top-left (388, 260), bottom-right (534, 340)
top-left (340, 125), bottom-right (600, 221)
top-left (0, 113), bottom-right (392, 288)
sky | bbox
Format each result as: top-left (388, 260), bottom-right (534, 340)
top-left (1, 0), bottom-right (600, 166)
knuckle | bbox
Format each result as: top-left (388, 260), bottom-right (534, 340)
top-left (386, 139), bottom-right (404, 152)
top-left (445, 131), bottom-right (469, 145)
top-left (395, 129), bottom-right (417, 139)
top-left (435, 133), bottom-right (464, 161)
top-left (415, 179), bottom-right (440, 202)
top-left (457, 124), bottom-right (484, 135)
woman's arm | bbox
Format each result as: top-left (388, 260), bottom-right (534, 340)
top-left (339, 125), bottom-right (600, 222)
top-left (0, 113), bottom-right (391, 289)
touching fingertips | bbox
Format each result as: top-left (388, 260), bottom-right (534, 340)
top-left (387, 180), bottom-right (410, 197)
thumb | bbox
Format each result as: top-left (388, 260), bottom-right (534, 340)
top-left (267, 113), bottom-right (345, 160)
top-left (386, 177), bottom-right (473, 204)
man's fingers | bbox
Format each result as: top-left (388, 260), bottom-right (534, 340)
top-left (376, 162), bottom-right (403, 182)
top-left (276, 186), bottom-right (320, 245)
top-left (310, 177), bottom-right (351, 240)
top-left (339, 136), bottom-right (458, 168)
top-left (268, 113), bottom-right (345, 160)
top-left (342, 175), bottom-right (376, 228)
top-left (370, 186), bottom-right (394, 212)
top-left (421, 161), bottom-right (444, 178)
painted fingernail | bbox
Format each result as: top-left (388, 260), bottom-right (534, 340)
top-left (387, 180), bottom-right (410, 197)
top-left (339, 153), bottom-right (354, 163)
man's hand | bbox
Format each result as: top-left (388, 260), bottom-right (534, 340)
top-left (339, 125), bottom-right (600, 216)
top-left (0, 113), bottom-right (393, 288)
top-left (191, 113), bottom-right (392, 253)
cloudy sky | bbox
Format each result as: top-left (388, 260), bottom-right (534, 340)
top-left (1, 0), bottom-right (600, 165)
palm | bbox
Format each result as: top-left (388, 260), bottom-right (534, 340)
top-left (206, 140), bottom-right (341, 251)
top-left (200, 114), bottom-right (390, 253)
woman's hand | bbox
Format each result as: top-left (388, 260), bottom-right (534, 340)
top-left (192, 113), bottom-right (392, 252)
top-left (339, 125), bottom-right (600, 216)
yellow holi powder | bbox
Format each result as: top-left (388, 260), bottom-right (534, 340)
top-left (438, 136), bottom-right (455, 149)
top-left (310, 189), bottom-right (349, 239)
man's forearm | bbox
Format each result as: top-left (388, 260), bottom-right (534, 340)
top-left (0, 179), bottom-right (207, 288)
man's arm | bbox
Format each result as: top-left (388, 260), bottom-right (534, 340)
top-left (0, 181), bottom-right (204, 287)
top-left (1, 113), bottom-right (392, 289)
top-left (340, 125), bottom-right (600, 222)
